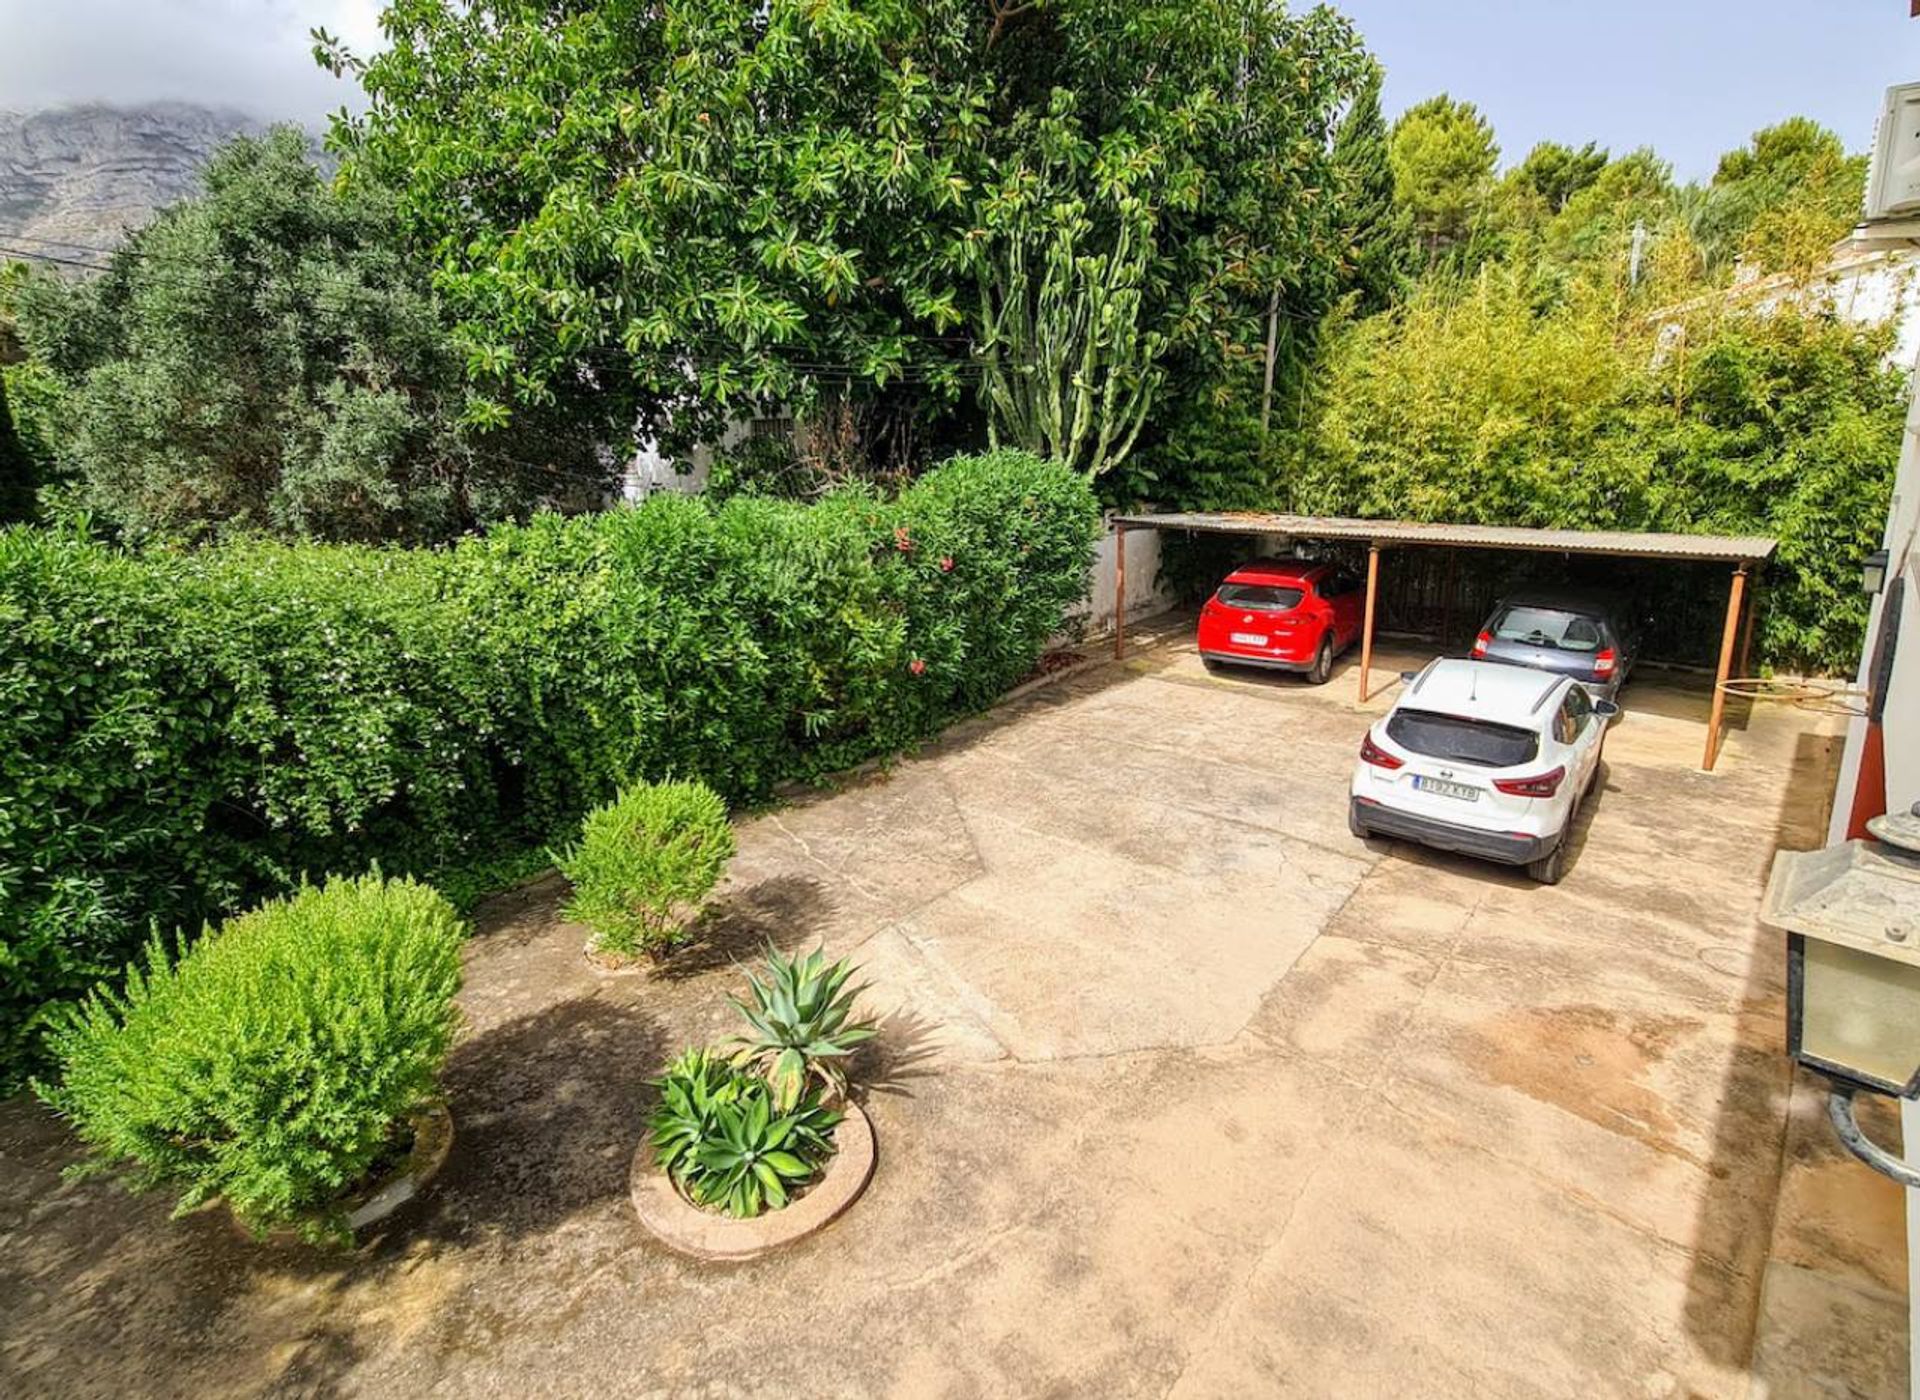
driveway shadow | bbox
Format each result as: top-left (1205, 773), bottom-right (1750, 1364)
top-left (654, 874), bottom-right (833, 982)
top-left (852, 1005), bottom-right (947, 1101)
top-left (423, 996), bottom-right (665, 1246)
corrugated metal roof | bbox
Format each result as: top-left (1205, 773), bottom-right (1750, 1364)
top-left (1111, 511), bottom-right (1775, 564)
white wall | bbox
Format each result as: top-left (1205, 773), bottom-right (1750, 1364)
top-left (1743, 251), bottom-right (1920, 369)
top-left (1826, 277), bottom-right (1920, 844)
top-left (1067, 520), bottom-right (1177, 638)
top-left (620, 439), bottom-right (712, 503)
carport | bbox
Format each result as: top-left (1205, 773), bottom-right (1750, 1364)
top-left (1110, 512), bottom-right (1777, 771)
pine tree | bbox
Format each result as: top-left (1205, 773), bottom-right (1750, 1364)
top-left (1332, 70), bottom-right (1413, 314)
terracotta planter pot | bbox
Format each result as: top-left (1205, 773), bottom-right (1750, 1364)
top-left (228, 1098), bottom-right (455, 1247)
top-left (630, 1101), bottom-right (876, 1262)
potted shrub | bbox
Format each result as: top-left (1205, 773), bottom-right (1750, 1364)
top-left (36, 871), bottom-right (465, 1245)
top-left (554, 778), bottom-right (736, 963)
top-left (630, 946), bottom-right (879, 1259)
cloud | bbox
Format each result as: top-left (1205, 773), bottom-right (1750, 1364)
top-left (0, 0), bottom-right (384, 124)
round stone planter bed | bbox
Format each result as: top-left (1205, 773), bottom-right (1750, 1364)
top-left (228, 1098), bottom-right (456, 1248)
top-left (630, 1101), bottom-right (876, 1261)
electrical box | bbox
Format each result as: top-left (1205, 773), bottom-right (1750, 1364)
top-left (1864, 82), bottom-right (1920, 221)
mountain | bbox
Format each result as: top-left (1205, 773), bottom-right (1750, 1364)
top-left (0, 103), bottom-right (275, 259)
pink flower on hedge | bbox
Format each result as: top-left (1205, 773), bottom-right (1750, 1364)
top-left (894, 527), bottom-right (914, 552)
top-left (909, 657), bottom-right (927, 676)
top-left (939, 556), bottom-right (954, 573)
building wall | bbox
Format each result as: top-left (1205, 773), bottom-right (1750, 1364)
top-left (1825, 246), bottom-right (1920, 843)
top-left (1065, 521), bottom-right (1177, 639)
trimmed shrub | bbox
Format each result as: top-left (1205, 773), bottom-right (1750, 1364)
top-left (36, 872), bottom-right (464, 1242)
top-left (556, 779), bottom-right (735, 956)
top-left (0, 450), bottom-right (1100, 1084)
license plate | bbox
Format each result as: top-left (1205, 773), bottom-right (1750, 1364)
top-left (1415, 776), bottom-right (1480, 802)
top-left (1229, 632), bottom-right (1268, 646)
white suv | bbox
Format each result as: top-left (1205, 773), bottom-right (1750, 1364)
top-left (1348, 658), bottom-right (1615, 884)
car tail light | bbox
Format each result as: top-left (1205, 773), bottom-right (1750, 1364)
top-left (1471, 630), bottom-right (1491, 657)
top-left (1359, 733), bottom-right (1403, 770)
top-left (1493, 766), bottom-right (1566, 798)
top-left (1593, 647), bottom-right (1617, 677)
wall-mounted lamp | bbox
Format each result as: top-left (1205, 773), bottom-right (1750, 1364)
top-left (1763, 805), bottom-right (1920, 1189)
top-left (1863, 548), bottom-right (1891, 596)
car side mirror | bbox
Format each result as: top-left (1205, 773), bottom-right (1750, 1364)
top-left (1399, 670), bottom-right (1421, 683)
top-left (1594, 700), bottom-right (1620, 719)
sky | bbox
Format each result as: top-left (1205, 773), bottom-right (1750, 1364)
top-left (1340, 0), bottom-right (1920, 180)
top-left (0, 1), bottom-right (1917, 181)
top-left (0, 1), bottom-right (381, 124)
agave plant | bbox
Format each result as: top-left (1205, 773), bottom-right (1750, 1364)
top-left (730, 944), bottom-right (877, 1110)
top-left (647, 1049), bottom-right (840, 1218)
top-left (646, 1048), bottom-right (747, 1179)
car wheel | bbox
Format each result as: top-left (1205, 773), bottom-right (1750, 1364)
top-left (1202, 657), bottom-right (1223, 674)
top-left (1348, 804), bottom-right (1369, 841)
top-left (1307, 636), bottom-right (1333, 686)
top-left (1526, 841), bottom-right (1566, 886)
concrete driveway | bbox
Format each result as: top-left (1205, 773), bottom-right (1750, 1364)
top-left (0, 618), bottom-right (1906, 1398)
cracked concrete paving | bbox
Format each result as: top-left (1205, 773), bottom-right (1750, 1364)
top-left (0, 620), bottom-right (1907, 1398)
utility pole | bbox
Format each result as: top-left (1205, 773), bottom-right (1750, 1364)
top-left (1627, 220), bottom-right (1649, 289)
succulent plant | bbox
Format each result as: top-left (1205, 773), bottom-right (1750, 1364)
top-left (729, 944), bottom-right (877, 1110)
top-left (647, 1048), bottom-right (839, 1218)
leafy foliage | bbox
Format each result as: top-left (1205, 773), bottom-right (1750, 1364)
top-left (647, 1048), bottom-right (841, 1218)
top-left (0, 370), bottom-right (33, 524)
top-left (36, 872), bottom-right (463, 1243)
top-left (1509, 141), bottom-right (1610, 215)
top-left (1278, 265), bottom-right (1904, 671)
top-left (10, 129), bottom-right (620, 543)
top-left (327, 0), bottom-right (1369, 504)
top-left (555, 780), bottom-right (735, 957)
top-left (0, 450), bottom-right (1098, 1084)
top-left (730, 944), bottom-right (876, 1109)
top-left (972, 91), bottom-right (1163, 478)
top-left (325, 0), bottom-right (986, 453)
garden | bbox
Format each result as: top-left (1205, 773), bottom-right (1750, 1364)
top-left (0, 0), bottom-right (1908, 1359)
top-left (0, 447), bottom-right (1098, 1249)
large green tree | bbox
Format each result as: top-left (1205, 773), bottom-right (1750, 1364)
top-left (324, 0), bottom-right (987, 458)
top-left (15, 128), bottom-right (620, 543)
top-left (1388, 94), bottom-right (1498, 264)
top-left (1509, 140), bottom-right (1609, 214)
top-left (328, 0), bottom-right (1368, 490)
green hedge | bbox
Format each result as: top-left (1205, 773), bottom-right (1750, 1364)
top-left (0, 450), bottom-right (1099, 1085)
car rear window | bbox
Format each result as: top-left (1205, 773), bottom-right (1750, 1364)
top-left (1386, 709), bottom-right (1539, 769)
top-left (1217, 583), bottom-right (1304, 611)
top-left (1490, 605), bottom-right (1606, 654)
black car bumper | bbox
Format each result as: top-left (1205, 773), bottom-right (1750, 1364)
top-left (1351, 797), bottom-right (1556, 867)
top-left (1200, 649), bottom-right (1313, 674)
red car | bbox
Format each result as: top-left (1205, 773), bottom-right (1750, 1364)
top-left (1196, 558), bottom-right (1366, 685)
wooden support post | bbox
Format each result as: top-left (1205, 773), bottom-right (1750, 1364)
top-left (1357, 543), bottom-right (1381, 704)
top-left (1735, 575), bottom-right (1761, 681)
top-left (1702, 564), bottom-right (1750, 772)
top-left (1113, 524), bottom-right (1128, 661)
